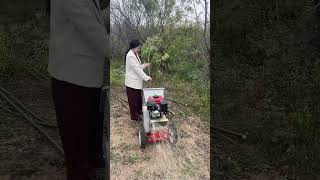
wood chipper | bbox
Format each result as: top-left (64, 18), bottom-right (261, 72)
top-left (138, 88), bottom-right (178, 149)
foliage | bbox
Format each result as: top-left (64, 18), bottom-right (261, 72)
top-left (110, 66), bottom-right (125, 86)
top-left (141, 36), bottom-right (170, 75)
top-left (0, 17), bottom-right (49, 81)
top-left (214, 0), bottom-right (320, 178)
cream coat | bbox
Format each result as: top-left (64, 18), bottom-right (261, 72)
top-left (125, 50), bottom-right (149, 89)
top-left (48, 0), bottom-right (110, 88)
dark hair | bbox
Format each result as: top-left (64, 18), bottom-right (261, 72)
top-left (130, 39), bottom-right (141, 49)
top-left (124, 39), bottom-right (141, 65)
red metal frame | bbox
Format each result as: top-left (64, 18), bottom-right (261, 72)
top-left (146, 129), bottom-right (170, 143)
top-left (147, 95), bottom-right (164, 104)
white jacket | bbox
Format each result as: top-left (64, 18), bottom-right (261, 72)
top-left (125, 50), bottom-right (149, 89)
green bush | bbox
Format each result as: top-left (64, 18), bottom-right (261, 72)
top-left (0, 16), bottom-right (49, 81)
top-left (110, 64), bottom-right (125, 86)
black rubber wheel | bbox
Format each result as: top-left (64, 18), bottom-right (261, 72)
top-left (138, 126), bottom-right (147, 149)
top-left (168, 123), bottom-right (178, 145)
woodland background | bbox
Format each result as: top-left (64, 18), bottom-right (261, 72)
top-left (213, 0), bottom-right (320, 179)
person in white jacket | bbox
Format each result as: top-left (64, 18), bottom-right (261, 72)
top-left (125, 39), bottom-right (152, 120)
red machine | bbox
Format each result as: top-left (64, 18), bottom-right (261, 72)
top-left (138, 88), bottom-right (177, 148)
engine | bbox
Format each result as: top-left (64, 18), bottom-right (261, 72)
top-left (146, 95), bottom-right (168, 119)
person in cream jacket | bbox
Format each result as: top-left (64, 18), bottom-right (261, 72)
top-left (125, 39), bottom-right (152, 120)
top-left (48, 0), bottom-right (109, 179)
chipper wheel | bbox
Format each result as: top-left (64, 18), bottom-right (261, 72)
top-left (168, 123), bottom-right (178, 145)
top-left (138, 125), bottom-right (147, 149)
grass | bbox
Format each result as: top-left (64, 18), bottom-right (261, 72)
top-left (111, 143), bottom-right (142, 165)
top-left (110, 148), bottom-right (120, 163)
top-left (0, 16), bottom-right (49, 82)
top-left (12, 161), bottom-right (39, 176)
top-left (134, 169), bottom-right (143, 179)
top-left (179, 160), bottom-right (200, 178)
top-left (143, 155), bottom-right (151, 161)
top-left (119, 143), bottom-right (132, 153)
top-left (125, 154), bottom-right (139, 164)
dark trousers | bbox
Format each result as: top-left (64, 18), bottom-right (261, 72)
top-left (126, 86), bottom-right (142, 120)
top-left (51, 78), bottom-right (106, 180)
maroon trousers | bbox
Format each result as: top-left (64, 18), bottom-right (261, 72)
top-left (126, 86), bottom-right (142, 120)
top-left (51, 78), bottom-right (106, 180)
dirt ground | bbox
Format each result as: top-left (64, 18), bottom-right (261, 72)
top-left (0, 80), bottom-right (210, 180)
top-left (110, 87), bottom-right (210, 180)
top-left (0, 79), bottom-right (65, 179)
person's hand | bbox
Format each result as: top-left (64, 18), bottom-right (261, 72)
top-left (144, 63), bottom-right (151, 67)
top-left (147, 76), bottom-right (152, 81)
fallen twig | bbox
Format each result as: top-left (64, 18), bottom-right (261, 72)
top-left (27, 69), bottom-right (43, 81)
top-left (111, 91), bottom-right (129, 110)
top-left (0, 88), bottom-right (63, 155)
top-left (168, 109), bottom-right (176, 115)
top-left (165, 98), bottom-right (189, 107)
top-left (214, 127), bottom-right (247, 139)
top-left (0, 87), bottom-right (57, 127)
top-left (111, 90), bottom-right (128, 102)
top-left (214, 131), bottom-right (236, 144)
top-left (0, 103), bottom-right (19, 115)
